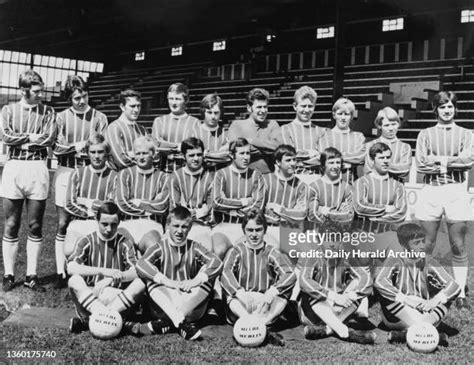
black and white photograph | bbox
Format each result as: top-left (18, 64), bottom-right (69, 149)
top-left (0, 0), bottom-right (473, 363)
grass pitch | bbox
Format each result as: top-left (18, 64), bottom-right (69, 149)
top-left (0, 172), bottom-right (473, 363)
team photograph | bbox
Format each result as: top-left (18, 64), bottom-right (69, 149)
top-left (0, 0), bottom-right (473, 363)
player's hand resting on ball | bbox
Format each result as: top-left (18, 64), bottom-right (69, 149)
top-left (236, 290), bottom-right (257, 313)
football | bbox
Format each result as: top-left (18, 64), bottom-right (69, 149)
top-left (89, 310), bottom-right (123, 340)
top-left (406, 323), bottom-right (439, 353)
top-left (233, 315), bottom-right (267, 347)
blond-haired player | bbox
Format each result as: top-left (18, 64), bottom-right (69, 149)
top-left (319, 97), bottom-right (365, 184)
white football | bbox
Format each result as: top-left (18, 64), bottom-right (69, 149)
top-left (89, 310), bottom-right (123, 340)
top-left (233, 315), bottom-right (267, 347)
top-left (406, 323), bottom-right (439, 353)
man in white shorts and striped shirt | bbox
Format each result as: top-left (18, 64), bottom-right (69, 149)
top-left (1, 69), bottom-right (56, 292)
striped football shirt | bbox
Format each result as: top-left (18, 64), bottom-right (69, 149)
top-left (68, 231), bottom-right (137, 289)
top-left (169, 166), bottom-right (214, 224)
top-left (65, 165), bottom-right (117, 219)
top-left (105, 116), bottom-right (149, 171)
top-left (415, 123), bottom-right (473, 186)
top-left (299, 256), bottom-right (372, 302)
top-left (263, 171), bottom-right (308, 224)
top-left (1, 102), bottom-right (56, 161)
top-left (116, 166), bottom-right (169, 219)
top-left (212, 165), bottom-right (265, 223)
top-left (364, 137), bottom-right (412, 181)
top-left (136, 237), bottom-right (222, 282)
top-left (375, 257), bottom-right (460, 303)
top-left (308, 177), bottom-right (354, 222)
top-left (54, 106), bottom-right (108, 168)
top-left (192, 122), bottom-right (228, 152)
top-left (152, 113), bottom-right (199, 172)
top-left (353, 174), bottom-right (407, 223)
top-left (318, 128), bottom-right (366, 184)
top-left (221, 241), bottom-right (296, 298)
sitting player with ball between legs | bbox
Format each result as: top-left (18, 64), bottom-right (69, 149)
top-left (221, 208), bottom-right (296, 345)
top-left (299, 237), bottom-right (376, 344)
top-left (374, 223), bottom-right (460, 346)
top-left (135, 206), bottom-right (223, 340)
top-left (67, 202), bottom-right (145, 335)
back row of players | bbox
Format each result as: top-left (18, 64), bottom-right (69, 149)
top-left (0, 70), bottom-right (470, 338)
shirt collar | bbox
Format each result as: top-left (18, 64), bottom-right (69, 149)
top-left (243, 239), bottom-right (265, 251)
top-left (436, 122), bottom-right (455, 130)
top-left (379, 136), bottom-right (398, 144)
top-left (332, 127), bottom-right (350, 134)
top-left (200, 122), bottom-right (219, 133)
top-left (184, 166), bottom-right (203, 176)
top-left (275, 169), bottom-right (294, 182)
top-left (98, 231), bottom-right (118, 243)
top-left (322, 175), bottom-right (341, 185)
top-left (370, 172), bottom-right (389, 180)
top-left (164, 233), bottom-right (187, 248)
top-left (90, 165), bottom-right (108, 174)
top-left (70, 105), bottom-right (91, 115)
top-left (230, 164), bottom-right (248, 174)
top-left (293, 118), bottom-right (312, 128)
top-left (119, 115), bottom-right (137, 126)
top-left (137, 167), bottom-right (154, 175)
top-left (170, 112), bottom-right (188, 120)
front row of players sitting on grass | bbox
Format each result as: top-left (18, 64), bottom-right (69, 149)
top-left (66, 201), bottom-right (460, 346)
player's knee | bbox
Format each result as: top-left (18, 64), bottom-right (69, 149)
top-left (57, 219), bottom-right (69, 235)
top-left (213, 239), bottom-right (232, 260)
top-left (28, 220), bottom-right (43, 237)
top-left (137, 238), bottom-right (155, 256)
top-left (68, 274), bottom-right (85, 290)
top-left (3, 218), bottom-right (20, 237)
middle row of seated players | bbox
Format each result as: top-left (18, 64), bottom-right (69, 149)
top-left (61, 134), bottom-right (407, 262)
top-left (68, 203), bottom-right (460, 345)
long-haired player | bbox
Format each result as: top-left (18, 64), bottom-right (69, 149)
top-left (53, 75), bottom-right (108, 288)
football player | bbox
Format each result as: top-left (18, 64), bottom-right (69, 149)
top-left (281, 86), bottom-right (326, 184)
top-left (67, 202), bottom-right (145, 334)
top-left (299, 238), bottom-right (376, 344)
top-left (192, 93), bottom-right (230, 170)
top-left (152, 83), bottom-right (199, 172)
top-left (63, 133), bottom-right (117, 258)
top-left (364, 107), bottom-right (411, 182)
top-left (318, 97), bottom-right (365, 184)
top-left (1, 70), bottom-right (56, 292)
top-left (308, 147), bottom-right (354, 226)
top-left (169, 137), bottom-right (214, 250)
top-left (221, 209), bottom-right (296, 331)
top-left (415, 91), bottom-right (473, 310)
top-left (212, 138), bottom-right (265, 257)
top-left (105, 89), bottom-right (148, 171)
top-left (227, 88), bottom-right (282, 174)
top-left (136, 206), bottom-right (222, 340)
top-left (353, 142), bottom-right (407, 233)
top-left (116, 136), bottom-right (169, 255)
top-left (263, 144), bottom-right (308, 251)
top-left (53, 75), bottom-right (108, 288)
top-left (375, 223), bottom-right (459, 345)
